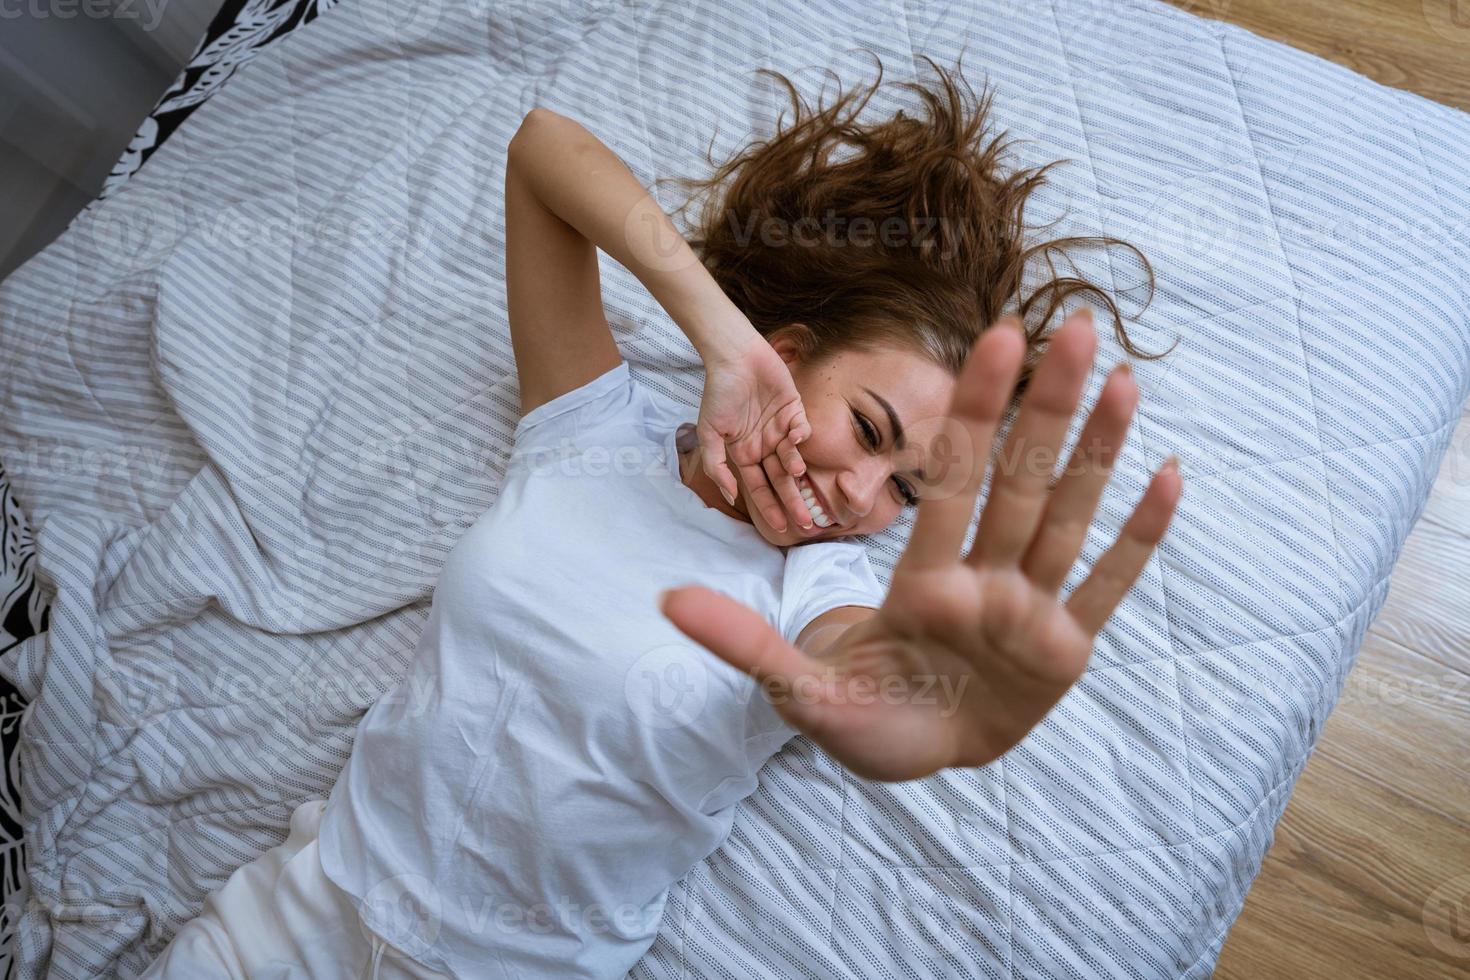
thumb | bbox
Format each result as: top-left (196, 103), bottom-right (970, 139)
top-left (657, 585), bottom-right (816, 694)
top-left (656, 586), bottom-right (846, 746)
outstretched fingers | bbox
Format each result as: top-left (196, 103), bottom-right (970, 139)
top-left (1064, 457), bottom-right (1183, 636)
top-left (896, 318), bottom-right (1027, 573)
top-left (1019, 361), bottom-right (1138, 594)
top-left (968, 309), bottom-right (1098, 571)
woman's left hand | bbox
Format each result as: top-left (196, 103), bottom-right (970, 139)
top-left (658, 310), bottom-right (1182, 781)
top-left (696, 322), bottom-right (814, 532)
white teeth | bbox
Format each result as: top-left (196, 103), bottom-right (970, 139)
top-left (796, 478), bottom-right (834, 528)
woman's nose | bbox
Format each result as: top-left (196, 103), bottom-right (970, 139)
top-left (837, 458), bottom-right (890, 521)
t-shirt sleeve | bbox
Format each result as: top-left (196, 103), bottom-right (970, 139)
top-left (508, 360), bottom-right (634, 461)
top-left (776, 538), bottom-right (887, 647)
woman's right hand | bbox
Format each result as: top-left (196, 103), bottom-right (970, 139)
top-left (697, 327), bottom-right (814, 533)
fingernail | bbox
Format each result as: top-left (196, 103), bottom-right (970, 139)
top-left (1163, 454), bottom-right (1179, 472)
top-left (720, 486), bottom-right (735, 505)
top-left (1116, 359), bottom-right (1132, 377)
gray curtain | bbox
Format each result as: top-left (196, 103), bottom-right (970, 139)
top-left (0, 0), bottom-right (222, 278)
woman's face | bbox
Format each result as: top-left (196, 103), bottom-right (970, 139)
top-left (691, 336), bottom-right (960, 546)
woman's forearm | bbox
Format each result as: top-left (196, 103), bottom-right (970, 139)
top-left (506, 107), bottom-right (757, 364)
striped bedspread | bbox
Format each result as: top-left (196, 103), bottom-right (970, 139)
top-left (0, 0), bottom-right (1467, 976)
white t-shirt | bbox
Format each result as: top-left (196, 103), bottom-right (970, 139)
top-left (317, 360), bottom-right (885, 979)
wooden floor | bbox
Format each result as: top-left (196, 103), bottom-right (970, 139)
top-left (1158, 2), bottom-right (1470, 977)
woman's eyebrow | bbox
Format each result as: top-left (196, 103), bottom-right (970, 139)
top-left (862, 386), bottom-right (906, 450)
top-left (862, 386), bottom-right (930, 481)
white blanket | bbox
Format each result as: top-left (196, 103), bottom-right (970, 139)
top-left (0, 0), bottom-right (1467, 976)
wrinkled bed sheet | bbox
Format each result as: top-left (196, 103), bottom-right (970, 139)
top-left (0, 0), bottom-right (1467, 976)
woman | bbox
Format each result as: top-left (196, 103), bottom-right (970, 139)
top-left (142, 54), bottom-right (1181, 979)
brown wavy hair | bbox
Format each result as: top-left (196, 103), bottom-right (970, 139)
top-left (655, 49), bottom-right (1172, 396)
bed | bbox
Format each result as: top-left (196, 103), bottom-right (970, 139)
top-left (0, 0), bottom-right (1466, 976)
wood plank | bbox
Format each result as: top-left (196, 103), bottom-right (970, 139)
top-left (1215, 751), bottom-right (1470, 980)
top-left (1318, 630), bottom-right (1470, 824)
top-left (1370, 517), bottom-right (1470, 677)
top-left (1420, 408), bottom-right (1470, 535)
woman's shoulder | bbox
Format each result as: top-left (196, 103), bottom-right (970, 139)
top-left (509, 360), bottom-right (702, 465)
top-left (783, 536), bottom-right (884, 592)
top-left (776, 537), bottom-right (886, 645)
top-left (629, 369), bottom-right (697, 424)
top-left (512, 361), bottom-right (633, 444)
top-left (783, 535), bottom-right (874, 569)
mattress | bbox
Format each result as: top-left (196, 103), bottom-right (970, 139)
top-left (0, 0), bottom-right (1467, 976)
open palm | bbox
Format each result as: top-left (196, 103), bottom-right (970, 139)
top-left (660, 310), bottom-right (1183, 781)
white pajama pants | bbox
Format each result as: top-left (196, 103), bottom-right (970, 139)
top-left (140, 799), bottom-right (452, 980)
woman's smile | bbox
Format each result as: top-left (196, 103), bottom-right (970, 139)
top-left (795, 473), bottom-right (837, 528)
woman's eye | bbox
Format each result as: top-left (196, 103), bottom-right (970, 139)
top-left (856, 411), bottom-right (918, 506)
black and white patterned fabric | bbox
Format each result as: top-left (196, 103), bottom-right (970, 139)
top-left (0, 463), bottom-right (45, 980)
top-left (101, 0), bottom-right (339, 200)
top-left (0, 2), bottom-right (333, 976)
